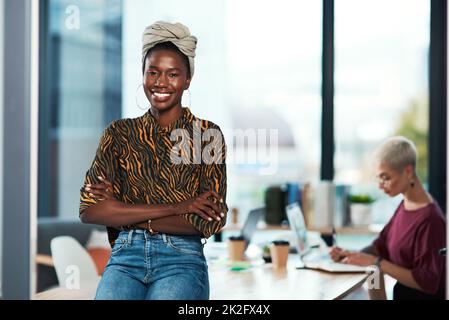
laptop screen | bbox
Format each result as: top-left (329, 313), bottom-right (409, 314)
top-left (241, 207), bottom-right (265, 250)
top-left (286, 202), bottom-right (309, 256)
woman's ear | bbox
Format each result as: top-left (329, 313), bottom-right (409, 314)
top-left (404, 164), bottom-right (414, 178)
top-left (184, 78), bottom-right (191, 90)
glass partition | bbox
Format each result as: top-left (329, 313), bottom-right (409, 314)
top-left (39, 0), bottom-right (122, 218)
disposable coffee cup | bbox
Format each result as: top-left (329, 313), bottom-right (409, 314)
top-left (228, 235), bottom-right (246, 261)
top-left (270, 240), bottom-right (290, 268)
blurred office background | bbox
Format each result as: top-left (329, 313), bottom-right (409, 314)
top-left (37, 0), bottom-right (432, 222)
top-left (1, 0), bottom-right (447, 299)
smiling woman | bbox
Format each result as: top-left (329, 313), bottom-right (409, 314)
top-left (79, 21), bottom-right (228, 300)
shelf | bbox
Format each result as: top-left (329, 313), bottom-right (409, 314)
top-left (221, 223), bottom-right (382, 234)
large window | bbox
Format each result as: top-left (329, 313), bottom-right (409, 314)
top-left (334, 0), bottom-right (430, 222)
top-left (122, 0), bottom-right (323, 219)
top-left (39, 0), bottom-right (122, 218)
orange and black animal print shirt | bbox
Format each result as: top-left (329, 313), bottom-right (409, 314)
top-left (79, 107), bottom-right (228, 245)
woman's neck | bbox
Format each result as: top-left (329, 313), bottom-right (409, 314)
top-left (402, 179), bottom-right (432, 210)
top-left (150, 105), bottom-right (183, 127)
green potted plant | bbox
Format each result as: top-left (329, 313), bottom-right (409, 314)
top-left (348, 194), bottom-right (375, 227)
top-left (262, 244), bottom-right (272, 263)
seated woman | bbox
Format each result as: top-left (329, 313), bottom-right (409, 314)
top-left (330, 136), bottom-right (446, 300)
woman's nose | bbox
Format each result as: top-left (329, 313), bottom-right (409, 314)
top-left (155, 75), bottom-right (168, 86)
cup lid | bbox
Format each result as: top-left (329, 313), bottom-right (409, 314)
top-left (272, 240), bottom-right (289, 246)
top-left (229, 235), bottom-right (245, 241)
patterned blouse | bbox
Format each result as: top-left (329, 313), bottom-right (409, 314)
top-left (79, 107), bottom-right (228, 245)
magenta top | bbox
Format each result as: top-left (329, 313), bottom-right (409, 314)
top-left (373, 200), bottom-right (446, 295)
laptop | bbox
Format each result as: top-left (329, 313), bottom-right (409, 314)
top-left (286, 202), bottom-right (366, 273)
top-left (240, 207), bottom-right (265, 250)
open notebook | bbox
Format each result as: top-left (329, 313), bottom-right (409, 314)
top-left (297, 251), bottom-right (367, 273)
top-left (286, 202), bottom-right (367, 273)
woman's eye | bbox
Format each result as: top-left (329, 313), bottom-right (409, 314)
top-left (147, 71), bottom-right (157, 76)
top-left (169, 73), bottom-right (178, 78)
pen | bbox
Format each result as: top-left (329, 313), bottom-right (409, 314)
top-left (331, 226), bottom-right (346, 262)
top-left (332, 226), bottom-right (337, 247)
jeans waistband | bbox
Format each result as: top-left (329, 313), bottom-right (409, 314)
top-left (122, 229), bottom-right (203, 238)
top-left (120, 229), bottom-right (205, 246)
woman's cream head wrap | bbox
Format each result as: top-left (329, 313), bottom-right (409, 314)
top-left (142, 21), bottom-right (197, 78)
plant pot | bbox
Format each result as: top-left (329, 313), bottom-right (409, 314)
top-left (350, 203), bottom-right (371, 227)
top-left (262, 254), bottom-right (272, 263)
top-left (262, 246), bottom-right (272, 263)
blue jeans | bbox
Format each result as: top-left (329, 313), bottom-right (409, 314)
top-left (95, 230), bottom-right (209, 300)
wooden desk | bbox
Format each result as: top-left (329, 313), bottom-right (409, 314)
top-left (208, 255), bottom-right (368, 300)
top-left (36, 254), bottom-right (54, 267)
top-left (35, 254), bottom-right (367, 300)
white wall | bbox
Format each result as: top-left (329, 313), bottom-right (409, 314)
top-left (0, 0), bottom-right (5, 298)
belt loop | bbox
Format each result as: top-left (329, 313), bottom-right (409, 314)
top-left (162, 233), bottom-right (167, 244)
top-left (127, 229), bottom-right (134, 246)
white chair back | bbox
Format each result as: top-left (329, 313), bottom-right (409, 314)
top-left (50, 236), bottom-right (100, 289)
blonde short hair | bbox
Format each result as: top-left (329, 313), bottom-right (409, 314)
top-left (374, 136), bottom-right (417, 172)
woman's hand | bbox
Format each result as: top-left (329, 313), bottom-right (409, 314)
top-left (341, 252), bottom-right (377, 267)
top-left (84, 176), bottom-right (116, 201)
top-left (175, 190), bottom-right (224, 222)
top-left (328, 246), bottom-right (351, 262)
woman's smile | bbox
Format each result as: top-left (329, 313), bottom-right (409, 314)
top-left (151, 90), bottom-right (174, 102)
top-left (143, 49), bottom-right (191, 112)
